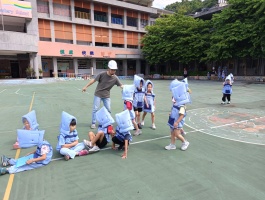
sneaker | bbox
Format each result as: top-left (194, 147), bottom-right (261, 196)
top-left (13, 142), bottom-right (20, 149)
top-left (83, 139), bottom-right (92, 149)
top-left (91, 124), bottom-right (96, 129)
top-left (64, 155), bottom-right (70, 161)
top-left (151, 124), bottom-right (156, 130)
top-left (165, 144), bottom-right (176, 150)
top-left (134, 129), bottom-right (142, 136)
top-left (1, 155), bottom-right (10, 167)
top-left (89, 146), bottom-right (100, 153)
top-left (0, 168), bottom-right (8, 175)
top-left (141, 121), bottom-right (144, 126)
top-left (181, 141), bottom-right (190, 151)
top-left (227, 101), bottom-right (231, 104)
top-left (79, 149), bottom-right (89, 156)
top-left (138, 123), bottom-right (142, 129)
top-left (221, 102), bottom-right (225, 104)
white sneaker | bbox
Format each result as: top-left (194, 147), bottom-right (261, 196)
top-left (151, 124), bottom-right (156, 130)
top-left (83, 140), bottom-right (92, 149)
top-left (91, 124), bottom-right (96, 129)
top-left (134, 130), bottom-right (142, 136)
top-left (221, 102), bottom-right (225, 104)
top-left (165, 144), bottom-right (176, 150)
top-left (227, 101), bottom-right (231, 104)
top-left (141, 121), bottom-right (144, 126)
top-left (181, 141), bottom-right (190, 151)
top-left (89, 146), bottom-right (100, 153)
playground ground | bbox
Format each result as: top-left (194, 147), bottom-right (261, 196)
top-left (0, 78), bottom-right (264, 200)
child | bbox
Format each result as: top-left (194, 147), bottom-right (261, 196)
top-left (56, 111), bottom-right (88, 161)
top-left (112, 110), bottom-right (134, 159)
top-left (221, 75), bottom-right (232, 104)
top-left (1, 140), bottom-right (53, 175)
top-left (13, 110), bottom-right (40, 149)
top-left (83, 106), bottom-right (115, 152)
top-left (221, 70), bottom-right (226, 81)
top-left (133, 75), bottom-right (145, 129)
top-left (165, 80), bottom-right (191, 151)
top-left (141, 80), bottom-right (156, 130)
top-left (122, 84), bottom-right (142, 136)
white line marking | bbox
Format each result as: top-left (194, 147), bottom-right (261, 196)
top-left (15, 89), bottom-right (20, 94)
top-left (0, 89), bottom-right (6, 93)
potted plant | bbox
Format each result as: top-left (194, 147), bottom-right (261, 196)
top-left (31, 69), bottom-right (36, 79)
top-left (38, 68), bottom-right (43, 79)
top-left (25, 67), bottom-right (31, 79)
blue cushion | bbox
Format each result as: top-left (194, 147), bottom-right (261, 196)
top-left (17, 129), bottom-right (45, 148)
top-left (96, 107), bottom-right (115, 128)
top-left (122, 85), bottom-right (135, 101)
top-left (171, 83), bottom-right (191, 106)
top-left (115, 110), bottom-right (134, 132)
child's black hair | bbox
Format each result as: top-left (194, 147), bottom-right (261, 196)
top-left (70, 119), bottom-right (76, 126)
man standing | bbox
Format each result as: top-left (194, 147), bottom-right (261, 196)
top-left (82, 60), bottom-right (123, 129)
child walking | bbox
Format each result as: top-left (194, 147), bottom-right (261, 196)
top-left (56, 111), bottom-right (88, 161)
top-left (165, 80), bottom-right (191, 151)
top-left (141, 80), bottom-right (156, 129)
top-left (83, 106), bottom-right (115, 152)
top-left (133, 75), bottom-right (145, 129)
top-left (221, 75), bottom-right (233, 104)
top-left (112, 110), bottom-right (134, 159)
top-left (1, 140), bottom-right (53, 175)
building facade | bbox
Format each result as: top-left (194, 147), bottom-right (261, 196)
top-left (0, 0), bottom-right (160, 78)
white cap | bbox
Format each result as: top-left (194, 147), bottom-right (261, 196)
top-left (108, 60), bottom-right (118, 70)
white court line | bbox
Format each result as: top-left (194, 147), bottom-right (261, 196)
top-left (0, 89), bottom-right (6, 93)
top-left (185, 122), bottom-right (265, 146)
top-left (209, 116), bottom-right (265, 129)
top-left (15, 89), bottom-right (20, 94)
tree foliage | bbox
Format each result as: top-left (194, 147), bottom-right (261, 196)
top-left (142, 0), bottom-right (265, 65)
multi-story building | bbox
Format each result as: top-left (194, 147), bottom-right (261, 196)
top-left (0, 0), bottom-right (164, 78)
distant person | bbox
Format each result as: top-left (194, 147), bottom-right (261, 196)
top-left (82, 60), bottom-right (123, 129)
top-left (183, 68), bottom-right (188, 78)
top-left (221, 75), bottom-right (233, 104)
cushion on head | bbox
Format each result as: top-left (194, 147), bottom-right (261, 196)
top-left (17, 129), bottom-right (45, 148)
top-left (96, 107), bottom-right (114, 128)
top-left (171, 83), bottom-right (191, 106)
top-left (115, 110), bottom-right (134, 132)
top-left (122, 85), bottom-right (135, 101)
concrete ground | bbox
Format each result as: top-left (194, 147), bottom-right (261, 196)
top-left (0, 78), bottom-right (264, 200)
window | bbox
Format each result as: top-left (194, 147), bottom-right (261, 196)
top-left (38, 19), bottom-right (51, 41)
top-left (54, 21), bottom-right (73, 43)
top-left (37, 0), bottom-right (49, 14)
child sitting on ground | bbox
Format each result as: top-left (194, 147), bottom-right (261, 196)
top-left (1, 139), bottom-right (53, 175)
top-left (13, 110), bottom-right (40, 149)
top-left (112, 110), bottom-right (134, 159)
top-left (56, 111), bottom-right (88, 161)
top-left (83, 106), bottom-right (115, 152)
top-left (141, 80), bottom-right (156, 130)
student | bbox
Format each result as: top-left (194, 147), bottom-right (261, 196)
top-left (165, 80), bottom-right (191, 151)
top-left (122, 84), bottom-right (142, 136)
top-left (82, 60), bottom-right (123, 129)
top-left (83, 107), bottom-right (115, 152)
top-left (13, 110), bottom-right (40, 149)
top-left (56, 111), bottom-right (88, 161)
top-left (221, 75), bottom-right (233, 104)
top-left (133, 75), bottom-right (145, 130)
top-left (1, 140), bottom-right (53, 175)
top-left (141, 80), bottom-right (156, 130)
top-left (112, 110), bottom-right (134, 159)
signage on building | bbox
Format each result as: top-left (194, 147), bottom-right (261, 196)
top-left (0, 0), bottom-right (32, 19)
top-left (82, 50), bottom-right (94, 57)
top-left (60, 49), bottom-right (73, 57)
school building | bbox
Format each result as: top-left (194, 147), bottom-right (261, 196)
top-left (0, 0), bottom-right (171, 78)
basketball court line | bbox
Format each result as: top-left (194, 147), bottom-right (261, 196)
top-left (0, 89), bottom-right (6, 93)
top-left (3, 92), bottom-right (35, 200)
